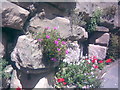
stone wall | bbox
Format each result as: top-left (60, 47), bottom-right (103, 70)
top-left (0, 1), bottom-right (119, 89)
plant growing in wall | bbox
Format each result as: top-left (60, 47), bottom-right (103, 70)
top-left (34, 27), bottom-right (67, 64)
top-left (86, 9), bottom-right (102, 33)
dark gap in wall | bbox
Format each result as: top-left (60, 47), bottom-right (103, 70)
top-left (2, 27), bottom-right (24, 62)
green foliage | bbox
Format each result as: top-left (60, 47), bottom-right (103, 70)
top-left (107, 33), bottom-right (119, 60)
top-left (0, 58), bottom-right (10, 78)
top-left (86, 9), bottom-right (102, 33)
top-left (34, 27), bottom-right (67, 63)
top-left (55, 56), bottom-right (107, 88)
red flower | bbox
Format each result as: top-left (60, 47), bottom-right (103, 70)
top-left (57, 78), bottom-right (65, 83)
top-left (98, 60), bottom-right (104, 63)
top-left (63, 82), bottom-right (67, 85)
top-left (93, 65), bottom-right (98, 69)
top-left (16, 87), bottom-right (21, 90)
top-left (91, 60), bottom-right (95, 63)
top-left (106, 59), bottom-right (112, 63)
top-left (91, 58), bottom-right (98, 63)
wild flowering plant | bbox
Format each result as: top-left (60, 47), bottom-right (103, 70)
top-left (35, 27), bottom-right (67, 63)
top-left (55, 56), bottom-right (113, 88)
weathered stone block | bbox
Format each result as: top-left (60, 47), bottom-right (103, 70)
top-left (89, 32), bottom-right (110, 46)
top-left (88, 44), bottom-right (108, 60)
top-left (1, 1), bottom-right (30, 30)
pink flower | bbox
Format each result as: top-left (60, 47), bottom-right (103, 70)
top-left (53, 27), bottom-right (58, 30)
top-left (46, 35), bottom-right (50, 39)
top-left (58, 38), bottom-right (61, 40)
top-left (57, 48), bottom-right (61, 52)
top-left (38, 39), bottom-right (43, 41)
top-left (65, 50), bottom-right (69, 54)
top-left (45, 27), bottom-right (50, 29)
top-left (61, 41), bottom-right (66, 45)
top-left (54, 40), bottom-right (59, 45)
top-left (51, 58), bottom-right (57, 61)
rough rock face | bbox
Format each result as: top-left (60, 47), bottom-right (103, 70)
top-left (70, 25), bottom-right (88, 41)
top-left (63, 41), bottom-right (80, 63)
top-left (96, 26), bottom-right (109, 32)
top-left (76, 2), bottom-right (119, 28)
top-left (28, 17), bottom-right (72, 39)
top-left (10, 70), bottom-right (55, 88)
top-left (89, 32), bottom-right (110, 46)
top-left (10, 70), bottom-right (22, 88)
top-left (11, 35), bottom-right (44, 69)
top-left (28, 16), bottom-right (88, 40)
top-left (1, 1), bottom-right (30, 30)
top-left (12, 2), bottom-right (76, 18)
top-left (88, 44), bottom-right (107, 60)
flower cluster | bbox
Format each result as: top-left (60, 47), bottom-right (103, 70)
top-left (55, 56), bottom-right (113, 88)
top-left (57, 78), bottom-right (67, 86)
top-left (84, 56), bottom-right (113, 70)
top-left (35, 27), bottom-right (67, 63)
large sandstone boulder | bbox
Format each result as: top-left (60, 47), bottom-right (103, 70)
top-left (1, 1), bottom-right (30, 30)
top-left (11, 35), bottom-right (59, 74)
top-left (11, 35), bottom-right (44, 69)
top-left (89, 32), bottom-right (110, 46)
top-left (28, 16), bottom-right (88, 40)
top-left (28, 17), bottom-right (72, 39)
top-left (88, 44), bottom-right (108, 60)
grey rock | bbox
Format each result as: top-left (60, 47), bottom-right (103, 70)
top-left (71, 25), bottom-right (88, 41)
top-left (89, 32), bottom-right (110, 46)
top-left (10, 70), bottom-right (22, 88)
top-left (88, 44), bottom-right (107, 60)
top-left (75, 2), bottom-right (118, 28)
top-left (10, 2), bottom-right (36, 12)
top-left (1, 1), bottom-right (30, 30)
top-left (11, 35), bottom-right (59, 72)
top-left (11, 35), bottom-right (44, 69)
top-left (63, 41), bottom-right (80, 63)
top-left (28, 17), bottom-right (72, 39)
top-left (29, 16), bottom-right (88, 40)
top-left (96, 26), bottom-right (109, 32)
